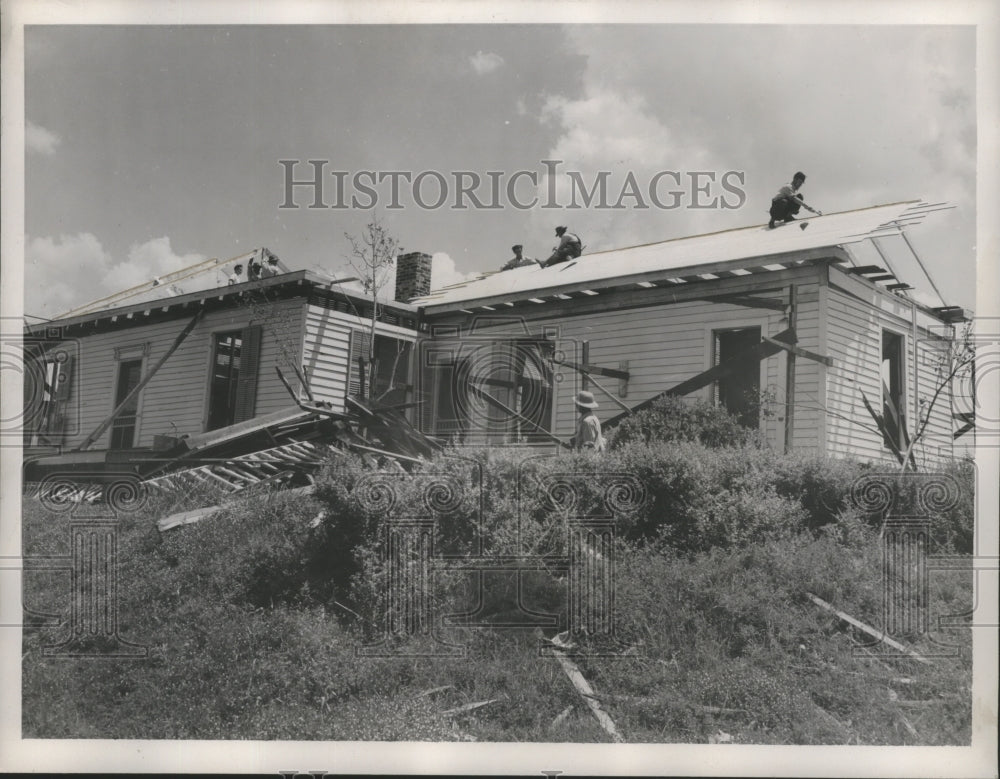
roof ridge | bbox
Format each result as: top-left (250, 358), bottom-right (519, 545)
top-left (578, 200), bottom-right (922, 258)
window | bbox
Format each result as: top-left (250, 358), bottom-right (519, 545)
top-left (881, 329), bottom-right (909, 452)
top-left (421, 337), bottom-right (554, 443)
top-left (24, 345), bottom-right (75, 445)
top-left (109, 358), bottom-right (143, 449)
top-left (347, 330), bottom-right (413, 403)
top-left (207, 326), bottom-right (262, 431)
top-left (713, 326), bottom-right (762, 428)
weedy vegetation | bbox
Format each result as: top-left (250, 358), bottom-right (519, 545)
top-left (22, 403), bottom-right (974, 743)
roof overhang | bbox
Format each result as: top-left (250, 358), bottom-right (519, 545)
top-left (419, 248), bottom-right (851, 316)
top-left (27, 270), bottom-right (418, 336)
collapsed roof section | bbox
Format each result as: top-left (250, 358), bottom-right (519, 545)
top-left (411, 201), bottom-right (956, 314)
top-left (54, 248), bottom-right (290, 320)
top-left (36, 268), bottom-right (419, 336)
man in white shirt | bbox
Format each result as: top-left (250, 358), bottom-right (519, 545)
top-left (501, 244), bottom-right (536, 271)
top-left (768, 171), bottom-right (822, 229)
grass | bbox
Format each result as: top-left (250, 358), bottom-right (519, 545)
top-left (21, 445), bottom-right (975, 743)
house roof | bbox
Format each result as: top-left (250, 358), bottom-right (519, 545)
top-left (54, 249), bottom-right (289, 320)
top-left (30, 269), bottom-right (418, 335)
top-left (411, 201), bottom-right (952, 313)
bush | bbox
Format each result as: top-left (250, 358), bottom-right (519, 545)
top-left (609, 395), bottom-right (754, 450)
top-left (608, 442), bottom-right (808, 552)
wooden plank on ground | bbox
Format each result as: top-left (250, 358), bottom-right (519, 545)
top-left (441, 699), bottom-right (501, 717)
top-left (547, 642), bottom-right (625, 742)
top-left (805, 592), bottom-right (931, 665)
top-left (157, 484), bottom-right (316, 532)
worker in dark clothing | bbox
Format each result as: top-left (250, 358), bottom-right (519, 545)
top-left (538, 226), bottom-right (582, 267)
top-left (768, 172), bottom-right (822, 229)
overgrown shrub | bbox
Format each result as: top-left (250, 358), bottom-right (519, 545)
top-left (609, 395), bottom-right (754, 450)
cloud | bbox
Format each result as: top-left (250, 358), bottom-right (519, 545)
top-left (25, 233), bottom-right (112, 318)
top-left (531, 83), bottom-right (724, 253)
top-left (333, 251), bottom-right (476, 302)
top-left (26, 121), bottom-right (62, 155)
top-left (430, 251), bottom-right (479, 291)
top-left (25, 233), bottom-right (207, 318)
top-left (115, 237), bottom-right (207, 290)
top-left (470, 50), bottom-right (504, 76)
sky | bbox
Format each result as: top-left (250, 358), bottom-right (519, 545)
top-left (22, 23), bottom-right (978, 319)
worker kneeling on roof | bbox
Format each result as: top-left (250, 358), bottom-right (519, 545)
top-left (538, 226), bottom-right (582, 268)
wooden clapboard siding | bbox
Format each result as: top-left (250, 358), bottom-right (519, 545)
top-left (823, 273), bottom-right (955, 464)
top-left (443, 277), bottom-right (824, 450)
top-left (302, 305), bottom-right (418, 411)
top-left (823, 283), bottom-right (891, 462)
top-left (57, 298), bottom-right (306, 449)
top-left (913, 334), bottom-right (955, 466)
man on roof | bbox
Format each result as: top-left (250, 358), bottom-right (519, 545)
top-left (501, 244), bottom-right (536, 271)
top-left (227, 263), bottom-right (244, 285)
top-left (768, 171), bottom-right (822, 229)
top-left (260, 254), bottom-right (282, 278)
top-left (538, 226), bottom-right (583, 267)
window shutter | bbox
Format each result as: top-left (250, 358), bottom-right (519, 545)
top-left (347, 328), bottom-right (372, 398)
top-left (53, 354), bottom-right (75, 401)
top-left (233, 325), bottom-right (262, 423)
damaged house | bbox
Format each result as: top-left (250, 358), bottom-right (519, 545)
top-left (22, 201), bottom-right (971, 484)
top-left (410, 201), bottom-right (970, 464)
top-left (23, 249), bottom-right (426, 479)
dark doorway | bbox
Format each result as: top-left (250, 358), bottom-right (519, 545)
top-left (715, 327), bottom-right (761, 428)
top-left (109, 358), bottom-right (143, 449)
top-left (881, 329), bottom-right (908, 451)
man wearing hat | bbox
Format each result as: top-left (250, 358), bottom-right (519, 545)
top-left (539, 226), bottom-right (582, 268)
top-left (570, 390), bottom-right (605, 452)
top-left (259, 254), bottom-right (282, 278)
top-left (501, 244), bottom-right (536, 271)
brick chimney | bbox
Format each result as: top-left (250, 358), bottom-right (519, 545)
top-left (395, 251), bottom-right (433, 302)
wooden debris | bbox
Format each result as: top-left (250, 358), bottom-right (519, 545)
top-left (707, 730), bottom-right (733, 744)
top-left (895, 710), bottom-right (920, 739)
top-left (549, 705), bottom-right (574, 730)
top-left (441, 699), bottom-right (501, 717)
top-left (468, 385), bottom-right (572, 449)
top-left (805, 592), bottom-right (931, 665)
top-left (547, 642), bottom-right (625, 743)
top-left (157, 485), bottom-right (316, 532)
top-left (157, 504), bottom-right (222, 532)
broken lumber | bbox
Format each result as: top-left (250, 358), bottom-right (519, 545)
top-left (550, 356), bottom-right (632, 415)
top-left (547, 642), bottom-right (625, 743)
top-left (602, 326), bottom-right (798, 429)
top-left (804, 592), bottom-right (931, 665)
top-left (441, 699), bottom-right (501, 717)
top-left (157, 484), bottom-right (316, 532)
top-left (549, 705), bottom-right (574, 730)
top-left (468, 385), bottom-right (572, 449)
